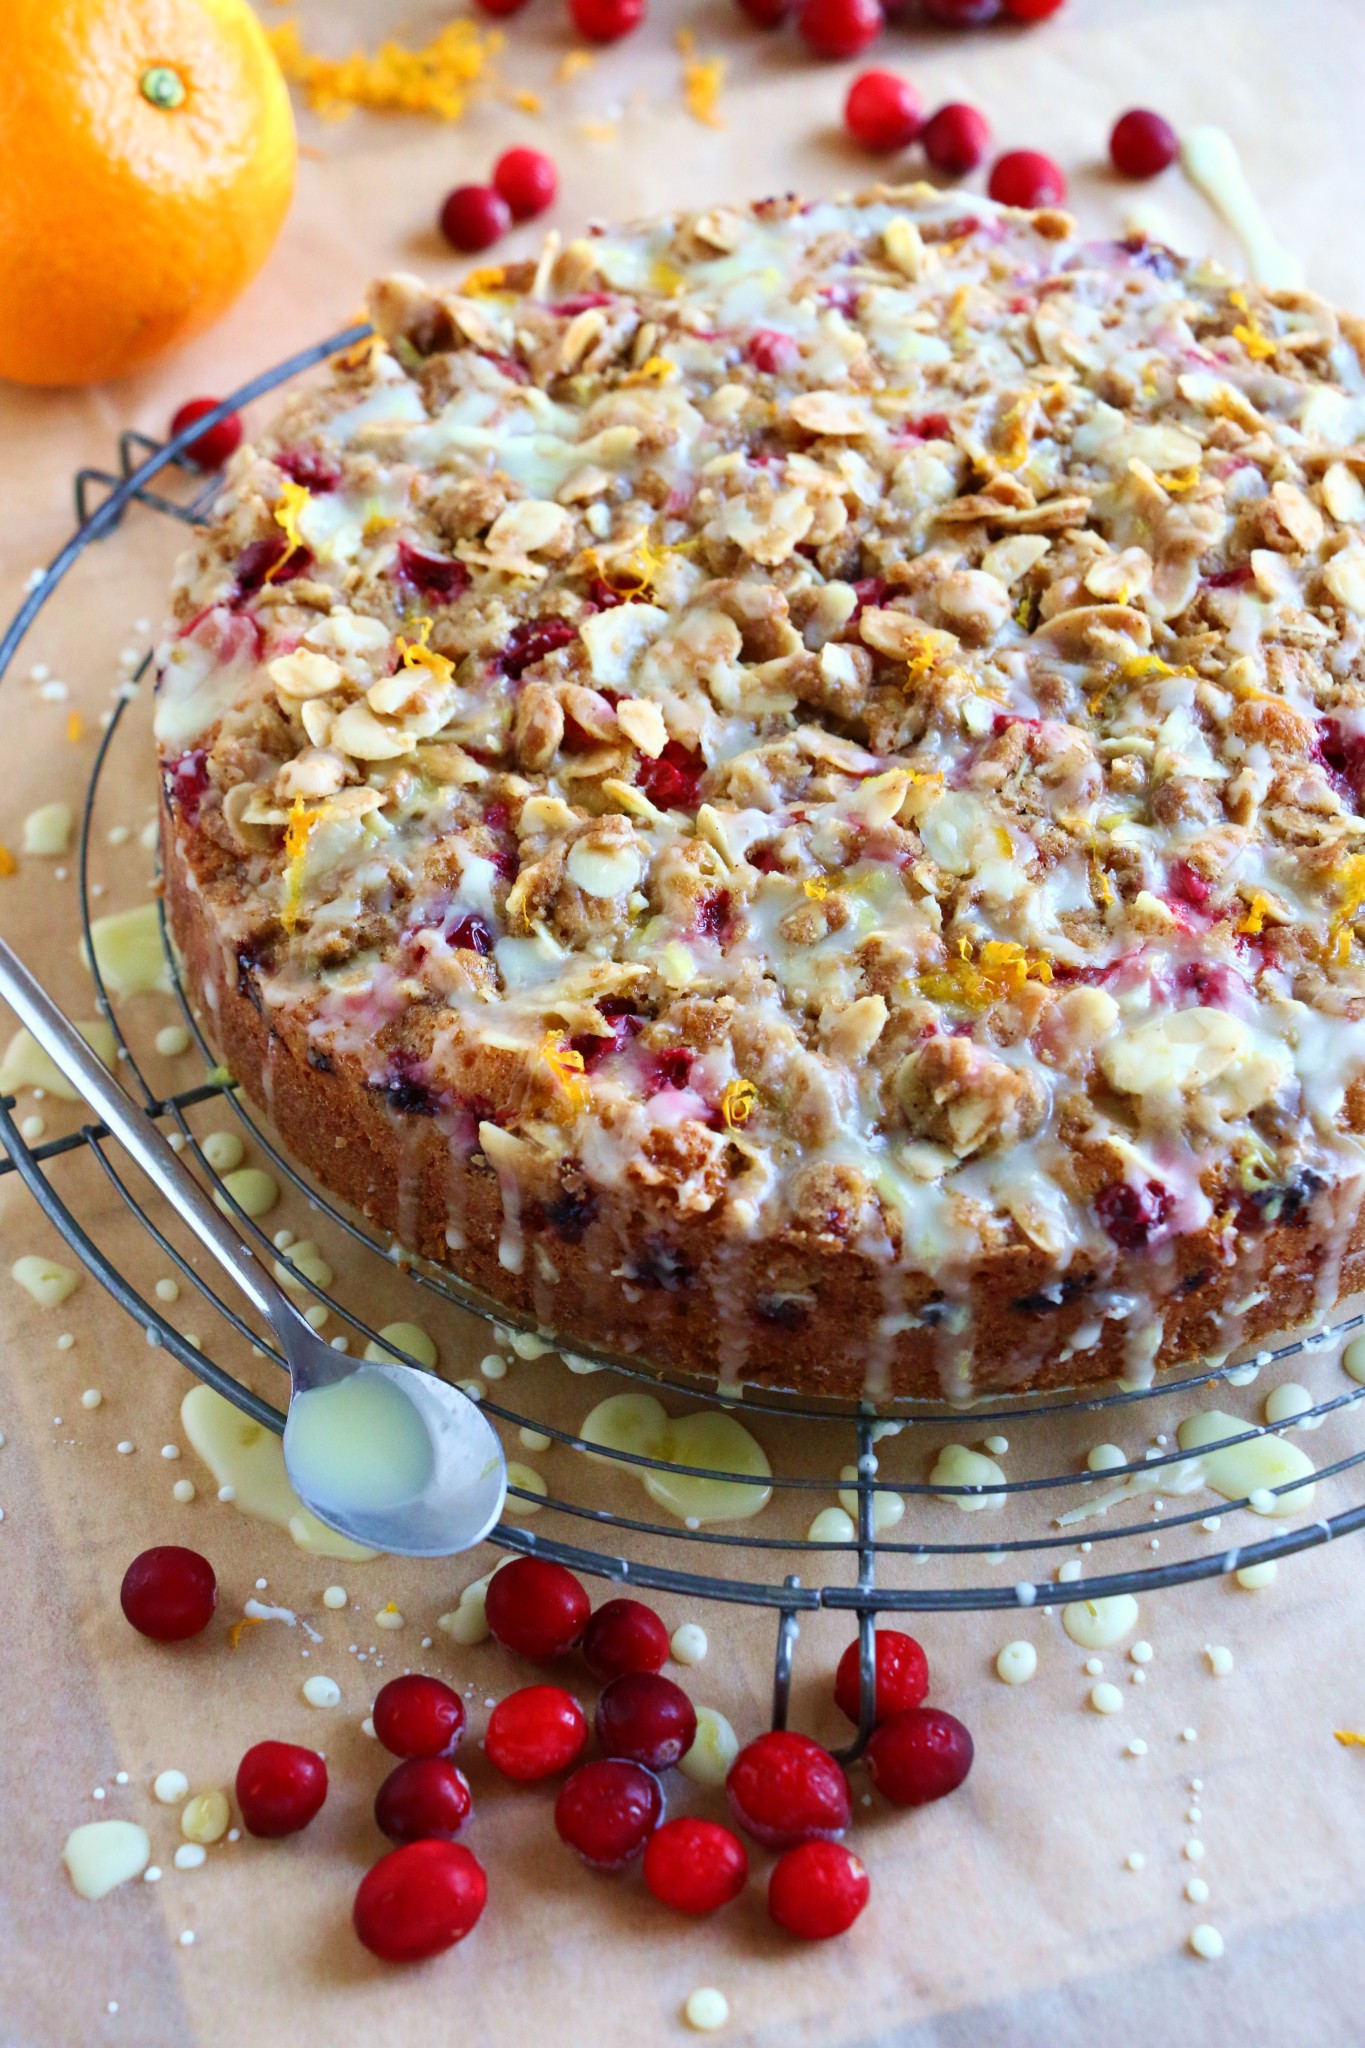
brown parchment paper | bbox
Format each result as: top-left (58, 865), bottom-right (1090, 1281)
top-left (5, 2), bottom-right (1365, 2042)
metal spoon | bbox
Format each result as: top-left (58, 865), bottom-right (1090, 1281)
top-left (0, 936), bottom-right (507, 1556)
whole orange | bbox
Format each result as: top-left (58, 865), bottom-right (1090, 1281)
top-left (1, 0), bottom-right (296, 387)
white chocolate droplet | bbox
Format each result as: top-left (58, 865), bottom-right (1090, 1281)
top-left (303, 1675), bottom-right (342, 1708)
top-left (996, 1641), bottom-right (1037, 1686)
top-left (1063, 1594), bottom-right (1139, 1650)
top-left (62, 1820), bottom-right (150, 1899)
top-left (670, 1622), bottom-right (708, 1666)
top-left (684, 1988), bottom-right (729, 2033)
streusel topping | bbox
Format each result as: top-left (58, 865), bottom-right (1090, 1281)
top-left (156, 186), bottom-right (1365, 1378)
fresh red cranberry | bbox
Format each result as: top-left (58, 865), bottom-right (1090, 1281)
top-left (582, 1598), bottom-right (671, 1681)
top-left (737, 0), bottom-right (796, 20)
top-left (354, 1840), bottom-right (487, 1963)
top-left (643, 1817), bottom-right (749, 1915)
top-left (844, 69), bottom-right (923, 152)
top-left (768, 1841), bottom-right (869, 1940)
top-left (372, 1673), bottom-right (466, 1760)
top-left (595, 1673), bottom-right (697, 1771)
top-left (235, 1741), bottom-right (328, 1837)
top-left (485, 1685), bottom-right (588, 1781)
top-left (447, 912), bottom-right (495, 956)
top-left (500, 615), bottom-right (579, 680)
top-left (232, 532), bottom-right (310, 600)
top-left (643, 1045), bottom-right (694, 1096)
top-left (274, 445), bottom-right (342, 493)
top-left (170, 399), bottom-right (243, 471)
top-left (1110, 108), bottom-right (1179, 179)
top-left (746, 329), bottom-right (800, 375)
top-left (923, 0), bottom-right (1000, 22)
top-left (570, 0), bottom-right (646, 40)
top-left (988, 149), bottom-right (1068, 207)
top-left (439, 184), bottom-right (512, 255)
top-left (833, 1629), bottom-right (929, 1725)
top-left (922, 102), bottom-right (992, 177)
top-left (637, 739), bottom-right (704, 810)
top-left (1095, 1178), bottom-right (1174, 1251)
top-left (799, 0), bottom-right (885, 60)
top-left (394, 540), bottom-right (470, 601)
top-left (1168, 859), bottom-right (1212, 910)
top-left (1003, 0), bottom-right (1066, 17)
top-left (474, 0), bottom-right (531, 12)
top-left (494, 147), bottom-right (558, 221)
top-left (695, 889), bottom-right (731, 942)
top-left (119, 1546), bottom-right (216, 1641)
top-left (726, 1732), bottom-right (851, 1849)
top-left (375, 1757), bottom-right (473, 1844)
top-left (165, 747), bottom-right (210, 826)
top-left (571, 1001), bottom-right (644, 1072)
top-left (485, 1556), bottom-right (590, 1659)
top-left (555, 1759), bottom-right (664, 1868)
top-left (866, 1705), bottom-right (974, 1806)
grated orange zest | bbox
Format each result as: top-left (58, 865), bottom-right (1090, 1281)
top-left (917, 938), bottom-right (1052, 1010)
top-left (0, 845), bottom-right (16, 878)
top-left (556, 50), bottom-right (595, 83)
top-left (267, 18), bottom-right (501, 123)
top-left (678, 35), bottom-right (725, 129)
top-left (228, 1617), bottom-right (263, 1651)
top-left (397, 616), bottom-right (455, 685)
top-left (1238, 893), bottom-right (1269, 937)
top-left (1335, 1729), bottom-right (1365, 1747)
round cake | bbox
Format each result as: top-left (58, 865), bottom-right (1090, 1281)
top-left (156, 184), bottom-right (1365, 1402)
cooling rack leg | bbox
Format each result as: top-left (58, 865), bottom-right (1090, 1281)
top-left (832, 1416), bottom-right (879, 1764)
top-left (770, 1574), bottom-right (802, 1732)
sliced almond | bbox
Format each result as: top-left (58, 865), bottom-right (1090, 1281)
top-left (1322, 545), bottom-right (1365, 616)
top-left (824, 993), bottom-right (887, 1064)
top-left (1100, 1006), bottom-right (1250, 1096)
top-left (487, 499), bottom-right (573, 557)
top-left (882, 216), bottom-right (928, 282)
top-left (268, 650), bottom-right (343, 701)
top-left (275, 749), bottom-right (348, 801)
top-left (787, 391), bottom-right (875, 437)
top-left (567, 836), bottom-right (641, 899)
top-left (848, 768), bottom-right (911, 829)
top-left (300, 699), bottom-right (336, 749)
top-left (615, 696), bottom-right (668, 757)
top-left (1322, 461), bottom-right (1365, 525)
top-left (579, 602), bottom-right (669, 687)
top-left (982, 534), bottom-right (1052, 588)
top-left (331, 700), bottom-right (412, 762)
top-left (519, 794), bottom-right (579, 837)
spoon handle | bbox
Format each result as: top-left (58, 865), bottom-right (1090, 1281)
top-left (0, 934), bottom-right (294, 1334)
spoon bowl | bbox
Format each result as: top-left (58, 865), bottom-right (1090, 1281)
top-left (282, 1341), bottom-right (507, 1556)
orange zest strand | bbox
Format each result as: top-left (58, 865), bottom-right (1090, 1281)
top-left (541, 1034), bottom-right (588, 1110)
top-left (267, 479), bottom-right (311, 578)
top-left (720, 1077), bottom-right (758, 1130)
top-left (0, 845), bottom-right (16, 877)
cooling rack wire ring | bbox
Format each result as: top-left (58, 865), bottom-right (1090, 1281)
top-left (3, 328), bottom-right (1365, 1759)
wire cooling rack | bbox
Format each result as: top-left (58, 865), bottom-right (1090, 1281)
top-left (5, 326), bottom-right (1365, 1756)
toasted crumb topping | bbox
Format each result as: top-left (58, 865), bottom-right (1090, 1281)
top-left (157, 185), bottom-right (1365, 1320)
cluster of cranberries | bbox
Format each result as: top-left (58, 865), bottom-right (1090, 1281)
top-left (741, 0), bottom-right (1063, 60)
top-left (120, 1544), bottom-right (975, 1963)
top-left (438, 145), bottom-right (559, 257)
top-left (842, 64), bottom-right (1179, 209)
